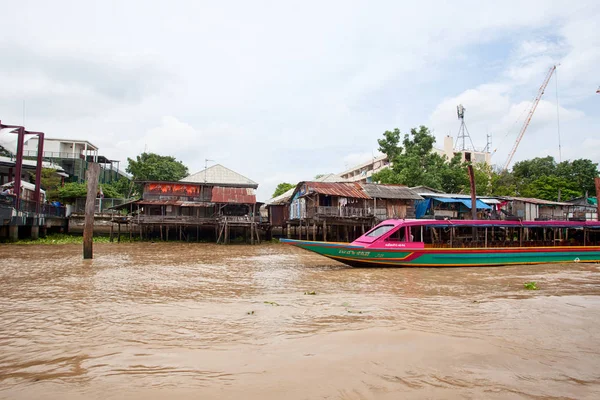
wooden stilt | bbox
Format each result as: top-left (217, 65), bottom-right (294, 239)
top-left (313, 222), bottom-right (316, 241)
top-left (110, 222), bottom-right (114, 242)
top-left (323, 220), bottom-right (327, 242)
top-left (118, 222), bottom-right (121, 243)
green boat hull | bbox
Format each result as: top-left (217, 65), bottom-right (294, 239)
top-left (281, 239), bottom-right (600, 267)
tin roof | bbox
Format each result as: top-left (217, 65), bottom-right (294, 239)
top-left (410, 185), bottom-right (445, 195)
top-left (502, 196), bottom-right (571, 206)
top-left (211, 187), bottom-right (256, 204)
top-left (181, 164), bottom-right (258, 188)
top-left (302, 181), bottom-right (370, 199)
top-left (361, 184), bottom-right (422, 200)
top-left (314, 173), bottom-right (347, 182)
top-left (266, 187), bottom-right (295, 205)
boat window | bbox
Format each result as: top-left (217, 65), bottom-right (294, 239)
top-left (409, 226), bottom-right (420, 242)
top-left (365, 225), bottom-right (395, 238)
top-left (386, 227), bottom-right (406, 241)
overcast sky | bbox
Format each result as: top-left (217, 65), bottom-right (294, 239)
top-left (1, 0), bottom-right (599, 200)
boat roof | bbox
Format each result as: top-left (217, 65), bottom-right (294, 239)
top-left (376, 218), bottom-right (600, 229)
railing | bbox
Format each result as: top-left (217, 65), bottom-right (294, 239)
top-left (23, 150), bottom-right (86, 159)
top-left (536, 214), bottom-right (567, 221)
top-left (308, 206), bottom-right (373, 218)
top-left (74, 198), bottom-right (128, 214)
top-left (138, 215), bottom-right (217, 223)
top-left (221, 215), bottom-right (263, 223)
top-left (0, 195), bottom-right (66, 217)
top-left (136, 215), bottom-right (264, 224)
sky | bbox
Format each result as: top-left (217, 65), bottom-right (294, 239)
top-left (1, 0), bottom-right (599, 201)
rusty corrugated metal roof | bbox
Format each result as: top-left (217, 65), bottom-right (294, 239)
top-left (211, 186), bottom-right (256, 204)
top-left (303, 182), bottom-right (370, 199)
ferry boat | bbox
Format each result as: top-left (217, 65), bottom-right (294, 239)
top-left (280, 219), bottom-right (600, 267)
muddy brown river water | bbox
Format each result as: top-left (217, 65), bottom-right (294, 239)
top-left (1, 243), bottom-right (600, 399)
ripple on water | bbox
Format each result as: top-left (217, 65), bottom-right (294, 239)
top-left (1, 243), bottom-right (600, 399)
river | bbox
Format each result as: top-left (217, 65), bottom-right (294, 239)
top-left (1, 243), bottom-right (600, 399)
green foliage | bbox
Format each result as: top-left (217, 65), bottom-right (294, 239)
top-left (38, 168), bottom-right (62, 201)
top-left (472, 163), bottom-right (492, 196)
top-left (510, 157), bottom-right (598, 201)
top-left (109, 177), bottom-right (135, 198)
top-left (523, 281), bottom-right (538, 290)
top-left (377, 128), bottom-right (402, 161)
top-left (491, 169), bottom-right (518, 196)
top-left (372, 125), bottom-right (469, 192)
top-left (55, 182), bottom-right (125, 203)
top-left (272, 182), bottom-right (295, 198)
top-left (0, 146), bottom-right (11, 157)
top-left (314, 174), bottom-right (326, 179)
top-left (126, 152), bottom-right (189, 182)
top-left (56, 182), bottom-right (86, 202)
top-left (370, 127), bottom-right (599, 200)
top-left (3, 233), bottom-right (139, 245)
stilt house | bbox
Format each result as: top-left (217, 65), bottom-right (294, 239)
top-left (286, 181), bottom-right (421, 242)
top-left (131, 164), bottom-right (260, 243)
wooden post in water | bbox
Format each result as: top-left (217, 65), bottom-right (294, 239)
top-left (467, 165), bottom-right (477, 221)
top-left (595, 177), bottom-right (600, 221)
top-left (467, 164), bottom-right (477, 242)
top-left (83, 163), bottom-right (100, 259)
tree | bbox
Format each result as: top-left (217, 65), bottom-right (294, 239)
top-left (510, 156), bottom-right (599, 200)
top-left (491, 169), bottom-right (517, 197)
top-left (272, 182), bottom-right (295, 198)
top-left (521, 176), bottom-right (580, 202)
top-left (472, 162), bottom-right (492, 196)
top-left (126, 152), bottom-right (189, 182)
top-left (37, 168), bottom-right (62, 201)
top-left (372, 125), bottom-right (469, 192)
top-left (109, 177), bottom-right (135, 198)
top-left (557, 159), bottom-right (599, 196)
top-left (377, 128), bottom-right (402, 161)
top-left (55, 182), bottom-right (123, 203)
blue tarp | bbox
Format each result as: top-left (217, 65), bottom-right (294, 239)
top-left (415, 199), bottom-right (431, 219)
top-left (432, 197), bottom-right (491, 210)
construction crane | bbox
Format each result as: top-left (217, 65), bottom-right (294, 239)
top-left (503, 65), bottom-right (557, 171)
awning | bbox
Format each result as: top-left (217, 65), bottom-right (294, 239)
top-left (480, 198), bottom-right (501, 205)
top-left (432, 197), bottom-right (491, 210)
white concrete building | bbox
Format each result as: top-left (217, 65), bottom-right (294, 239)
top-left (339, 136), bottom-right (491, 183)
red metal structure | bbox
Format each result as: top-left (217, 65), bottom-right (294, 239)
top-left (503, 65), bottom-right (556, 171)
top-left (0, 120), bottom-right (45, 213)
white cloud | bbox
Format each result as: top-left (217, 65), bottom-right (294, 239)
top-left (0, 0), bottom-right (598, 201)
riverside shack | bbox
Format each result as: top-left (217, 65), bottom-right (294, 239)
top-left (122, 164), bottom-right (261, 243)
top-left (287, 181), bottom-right (421, 242)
